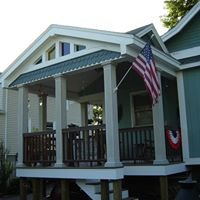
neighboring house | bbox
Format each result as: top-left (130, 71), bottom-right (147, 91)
top-left (1, 23), bottom-right (188, 200)
top-left (162, 0), bottom-right (200, 175)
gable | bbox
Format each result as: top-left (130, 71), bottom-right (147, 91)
top-left (128, 24), bottom-right (168, 53)
top-left (165, 11), bottom-right (200, 53)
top-left (1, 24), bottom-right (133, 87)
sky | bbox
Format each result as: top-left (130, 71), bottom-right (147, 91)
top-left (0, 0), bottom-right (168, 72)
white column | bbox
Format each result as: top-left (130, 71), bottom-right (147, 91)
top-left (54, 75), bottom-right (66, 167)
top-left (103, 62), bottom-right (122, 167)
top-left (39, 94), bottom-right (47, 130)
top-left (177, 71), bottom-right (189, 161)
top-left (81, 103), bottom-right (88, 126)
top-left (17, 86), bottom-right (28, 167)
top-left (153, 73), bottom-right (169, 165)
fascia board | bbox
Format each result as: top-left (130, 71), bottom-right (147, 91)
top-left (129, 36), bottom-right (180, 72)
top-left (171, 46), bottom-right (200, 59)
top-left (134, 24), bottom-right (169, 53)
top-left (1, 24), bottom-right (134, 81)
top-left (162, 1), bottom-right (200, 42)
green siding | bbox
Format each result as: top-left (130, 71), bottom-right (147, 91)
top-left (162, 77), bottom-right (179, 128)
top-left (165, 12), bottom-right (200, 52)
top-left (117, 63), bottom-right (149, 128)
top-left (183, 67), bottom-right (200, 157)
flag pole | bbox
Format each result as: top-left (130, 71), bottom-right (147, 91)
top-left (113, 65), bottom-right (132, 92)
top-left (114, 34), bottom-right (155, 93)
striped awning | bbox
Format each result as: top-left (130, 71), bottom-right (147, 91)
top-left (10, 50), bottom-right (121, 87)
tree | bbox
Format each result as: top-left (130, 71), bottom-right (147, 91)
top-left (92, 105), bottom-right (103, 125)
top-left (0, 141), bottom-right (13, 194)
top-left (161, 0), bottom-right (198, 29)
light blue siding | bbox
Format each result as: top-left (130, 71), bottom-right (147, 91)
top-left (183, 67), bottom-right (200, 157)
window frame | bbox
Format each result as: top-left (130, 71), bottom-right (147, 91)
top-left (60, 42), bottom-right (70, 56)
top-left (130, 90), bottom-right (153, 127)
top-left (47, 45), bottom-right (56, 61)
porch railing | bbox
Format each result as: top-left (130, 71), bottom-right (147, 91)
top-left (22, 125), bottom-right (183, 166)
top-left (119, 126), bottom-right (154, 163)
top-left (165, 127), bottom-right (183, 163)
top-left (23, 130), bottom-right (56, 165)
top-left (62, 125), bottom-right (106, 167)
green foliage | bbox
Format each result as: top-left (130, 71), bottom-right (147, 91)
top-left (7, 178), bottom-right (20, 194)
top-left (92, 105), bottom-right (103, 125)
top-left (161, 0), bottom-right (198, 29)
top-left (0, 141), bottom-right (13, 193)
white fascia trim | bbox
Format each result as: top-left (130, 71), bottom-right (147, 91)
top-left (162, 1), bottom-right (200, 42)
top-left (130, 36), bottom-right (180, 72)
top-left (1, 27), bottom-right (54, 81)
top-left (181, 61), bottom-right (200, 69)
top-left (176, 72), bottom-right (190, 161)
top-left (185, 158), bottom-right (200, 165)
top-left (136, 24), bottom-right (168, 54)
top-left (1, 24), bottom-right (133, 81)
top-left (51, 24), bottom-right (133, 45)
top-left (124, 163), bottom-right (187, 176)
top-left (135, 24), bottom-right (153, 38)
top-left (171, 46), bottom-right (200, 60)
top-left (24, 47), bottom-right (120, 74)
top-left (16, 167), bottom-right (124, 180)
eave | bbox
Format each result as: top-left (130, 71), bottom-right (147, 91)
top-left (162, 1), bottom-right (200, 42)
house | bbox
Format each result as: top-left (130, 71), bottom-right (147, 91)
top-left (0, 65), bottom-right (83, 165)
top-left (162, 0), bottom-right (200, 179)
top-left (1, 23), bottom-right (187, 200)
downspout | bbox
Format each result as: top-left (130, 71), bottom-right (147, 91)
top-left (4, 88), bottom-right (8, 157)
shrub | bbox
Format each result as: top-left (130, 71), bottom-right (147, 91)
top-left (0, 141), bottom-right (13, 194)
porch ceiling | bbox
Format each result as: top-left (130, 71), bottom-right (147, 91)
top-left (9, 50), bottom-right (121, 88)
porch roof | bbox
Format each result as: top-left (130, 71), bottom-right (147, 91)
top-left (10, 50), bottom-right (121, 87)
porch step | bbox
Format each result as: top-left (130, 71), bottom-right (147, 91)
top-left (76, 179), bottom-right (129, 200)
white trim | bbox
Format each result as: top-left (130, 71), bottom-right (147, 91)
top-left (134, 24), bottom-right (168, 53)
top-left (185, 158), bottom-right (200, 165)
top-left (162, 1), bottom-right (200, 42)
top-left (129, 90), bottom-right (153, 127)
top-left (1, 25), bottom-right (134, 81)
top-left (16, 163), bottom-right (188, 178)
top-left (181, 61), bottom-right (200, 69)
top-left (16, 167), bottom-right (124, 180)
top-left (25, 47), bottom-right (114, 74)
top-left (1, 25), bottom-right (180, 83)
top-left (4, 89), bottom-right (8, 150)
top-left (176, 71), bottom-right (190, 161)
top-left (124, 163), bottom-right (187, 176)
top-left (129, 36), bottom-right (180, 70)
top-left (171, 46), bottom-right (200, 60)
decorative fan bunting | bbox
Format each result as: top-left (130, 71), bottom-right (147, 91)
top-left (166, 129), bottom-right (181, 150)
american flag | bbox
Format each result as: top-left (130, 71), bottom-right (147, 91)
top-left (132, 43), bottom-right (160, 105)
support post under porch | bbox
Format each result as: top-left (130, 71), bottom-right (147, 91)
top-left (101, 180), bottom-right (109, 200)
top-left (160, 176), bottom-right (168, 200)
top-left (32, 178), bottom-right (43, 200)
top-left (113, 179), bottom-right (122, 200)
top-left (19, 178), bottom-right (27, 200)
top-left (61, 179), bottom-right (70, 200)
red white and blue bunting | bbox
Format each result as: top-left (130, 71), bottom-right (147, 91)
top-left (166, 129), bottom-right (181, 150)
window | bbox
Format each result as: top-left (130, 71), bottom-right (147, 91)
top-left (74, 44), bottom-right (86, 52)
top-left (132, 92), bottom-right (152, 126)
top-left (47, 45), bottom-right (55, 60)
top-left (61, 42), bottom-right (70, 56)
top-left (34, 56), bottom-right (42, 65)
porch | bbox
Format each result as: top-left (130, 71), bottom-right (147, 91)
top-left (23, 125), bottom-right (182, 167)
